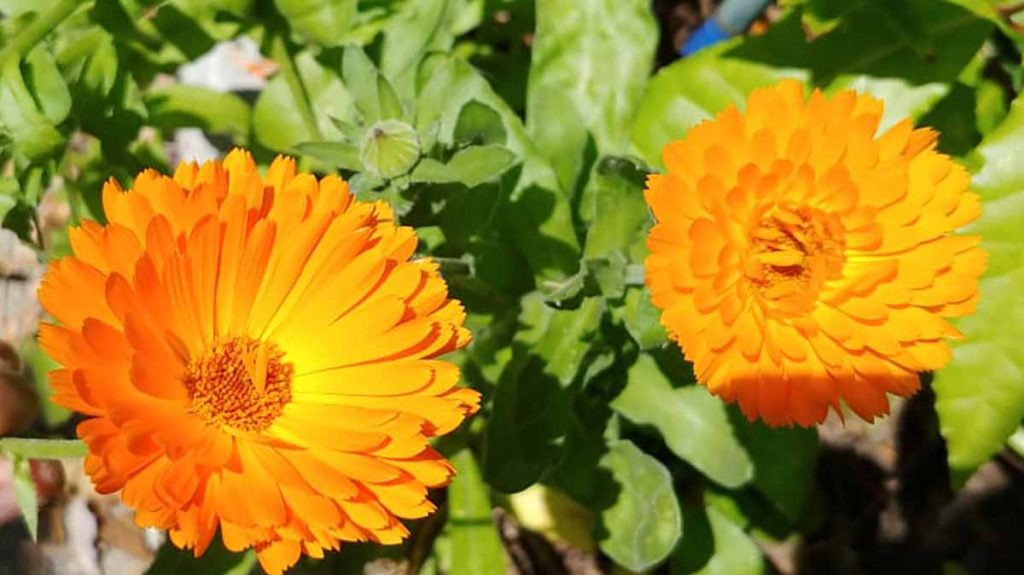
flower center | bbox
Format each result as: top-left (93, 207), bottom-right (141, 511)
top-left (745, 201), bottom-right (845, 314)
top-left (183, 337), bottom-right (293, 432)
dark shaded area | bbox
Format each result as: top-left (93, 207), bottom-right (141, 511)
top-left (794, 385), bottom-right (1024, 575)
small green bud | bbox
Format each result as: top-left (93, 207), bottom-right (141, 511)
top-left (360, 119), bottom-right (420, 179)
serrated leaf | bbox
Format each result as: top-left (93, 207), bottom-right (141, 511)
top-left (613, 355), bottom-right (753, 488)
top-left (448, 449), bottom-right (510, 575)
top-left (11, 456), bottom-right (38, 540)
top-left (528, 0), bottom-right (657, 191)
top-left (933, 92), bottom-right (1024, 474)
top-left (598, 440), bottom-right (682, 572)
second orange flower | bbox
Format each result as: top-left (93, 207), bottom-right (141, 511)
top-left (645, 80), bottom-right (986, 426)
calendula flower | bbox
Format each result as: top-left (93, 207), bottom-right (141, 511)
top-left (645, 80), bottom-right (985, 426)
top-left (38, 150), bottom-right (478, 573)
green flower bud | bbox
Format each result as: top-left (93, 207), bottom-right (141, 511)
top-left (360, 119), bottom-right (420, 179)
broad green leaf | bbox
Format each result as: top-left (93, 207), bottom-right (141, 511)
top-left (448, 449), bottom-right (510, 575)
top-left (144, 84), bottom-right (250, 139)
top-left (483, 350), bottom-right (569, 493)
top-left (11, 457), bottom-right (37, 540)
top-left (274, 0), bottom-right (357, 46)
top-left (527, 0), bottom-right (657, 191)
top-left (933, 93), bottom-right (1024, 473)
top-left (253, 51), bottom-right (354, 152)
top-left (631, 43), bottom-right (797, 168)
top-left (146, 535), bottom-right (255, 575)
top-left (292, 141), bottom-right (362, 171)
top-left (546, 392), bottom-right (616, 508)
top-left (613, 354), bottom-right (753, 488)
top-left (453, 100), bottom-right (506, 146)
top-left (672, 506), bottom-right (765, 575)
top-left (597, 440), bottom-right (682, 572)
top-left (735, 422), bottom-right (818, 522)
top-left (410, 145), bottom-right (517, 188)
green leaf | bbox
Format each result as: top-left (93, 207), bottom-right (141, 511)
top-left (0, 57), bottom-right (65, 161)
top-left (630, 43), bottom-right (796, 168)
top-left (672, 505), bottom-right (765, 575)
top-left (597, 440), bottom-right (682, 572)
top-left (580, 156), bottom-right (650, 298)
top-left (735, 422), bottom-right (818, 522)
top-left (19, 339), bottom-right (71, 426)
top-left (527, 0), bottom-right (657, 191)
top-left (11, 456), bottom-right (37, 540)
top-left (618, 287), bottom-right (668, 350)
top-left (410, 145), bottom-right (517, 188)
top-left (613, 354), bottom-right (753, 488)
top-left (22, 46), bottom-right (71, 125)
top-left (933, 93), bottom-right (1024, 474)
top-left (274, 0), bottom-right (357, 46)
top-left (146, 534), bottom-right (256, 575)
top-left (292, 141), bottom-right (362, 171)
top-left (342, 45), bottom-right (383, 122)
top-left (454, 100), bottom-right (506, 146)
top-left (482, 350), bottom-right (569, 493)
top-left (415, 55), bottom-right (581, 294)
top-left (381, 0), bottom-right (455, 98)
top-left (0, 438), bottom-right (87, 459)
top-left (144, 84), bottom-right (250, 139)
top-left (0, 178), bottom-right (18, 221)
top-left (252, 51), bottom-right (354, 152)
top-left (377, 73), bottom-right (404, 120)
top-left (515, 293), bottom-right (605, 386)
top-left (632, 1), bottom-right (992, 167)
top-left (447, 449), bottom-right (510, 575)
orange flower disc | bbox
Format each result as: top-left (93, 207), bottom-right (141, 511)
top-left (38, 150), bottom-right (479, 573)
top-left (644, 80), bottom-right (986, 427)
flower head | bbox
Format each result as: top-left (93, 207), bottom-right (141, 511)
top-left (644, 80), bottom-right (985, 426)
top-left (38, 150), bottom-right (479, 573)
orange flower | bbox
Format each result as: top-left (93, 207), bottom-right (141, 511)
top-left (644, 80), bottom-right (985, 427)
top-left (38, 150), bottom-right (479, 573)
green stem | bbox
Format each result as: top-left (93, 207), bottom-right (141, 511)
top-left (270, 32), bottom-right (322, 141)
top-left (0, 438), bottom-right (87, 459)
top-left (0, 0), bottom-right (86, 67)
top-left (624, 264), bottom-right (646, 286)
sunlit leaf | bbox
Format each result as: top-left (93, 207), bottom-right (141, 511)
top-left (613, 354), bottom-right (754, 488)
top-left (448, 449), bottom-right (510, 575)
top-left (933, 92), bottom-right (1024, 474)
top-left (597, 440), bottom-right (683, 572)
